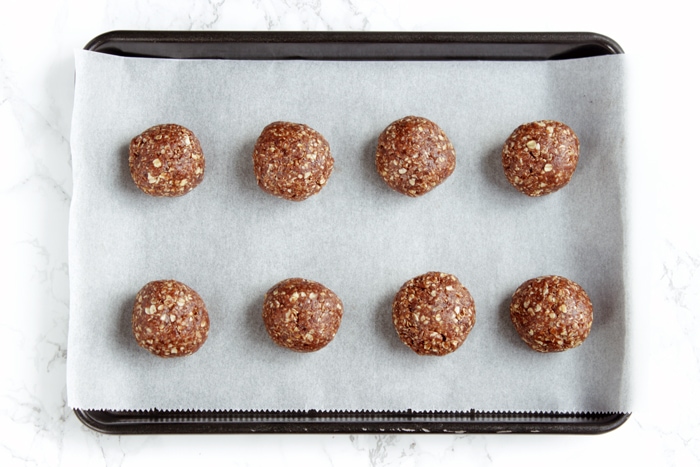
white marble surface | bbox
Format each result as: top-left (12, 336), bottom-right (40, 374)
top-left (1, 0), bottom-right (698, 465)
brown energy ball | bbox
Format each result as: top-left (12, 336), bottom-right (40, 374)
top-left (392, 272), bottom-right (476, 356)
top-left (252, 121), bottom-right (334, 201)
top-left (262, 278), bottom-right (343, 352)
top-left (509, 275), bottom-right (593, 352)
top-left (132, 280), bottom-right (210, 358)
top-left (375, 116), bottom-right (456, 197)
top-left (501, 120), bottom-right (580, 196)
top-left (129, 124), bottom-right (205, 197)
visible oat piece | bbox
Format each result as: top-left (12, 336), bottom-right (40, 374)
top-left (392, 271), bottom-right (476, 356)
top-left (129, 124), bottom-right (205, 197)
top-left (501, 120), bottom-right (580, 196)
top-left (375, 116), bottom-right (456, 197)
top-left (262, 278), bottom-right (343, 352)
top-left (509, 275), bottom-right (593, 352)
top-left (252, 121), bottom-right (334, 201)
top-left (132, 280), bottom-right (210, 358)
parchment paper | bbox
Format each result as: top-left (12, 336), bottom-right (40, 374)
top-left (68, 50), bottom-right (630, 412)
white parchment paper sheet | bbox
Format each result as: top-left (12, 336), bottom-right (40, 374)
top-left (68, 50), bottom-right (630, 412)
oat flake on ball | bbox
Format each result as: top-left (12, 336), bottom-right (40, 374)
top-left (509, 275), bottom-right (593, 352)
top-left (392, 272), bottom-right (476, 356)
top-left (132, 280), bottom-right (210, 358)
top-left (252, 121), bottom-right (334, 201)
top-left (501, 120), bottom-right (580, 196)
top-left (262, 278), bottom-right (343, 352)
top-left (375, 116), bottom-right (456, 197)
top-left (129, 124), bottom-right (205, 197)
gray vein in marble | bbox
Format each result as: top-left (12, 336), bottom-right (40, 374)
top-left (368, 435), bottom-right (395, 466)
top-left (0, 445), bottom-right (37, 467)
top-left (2, 96), bottom-right (72, 199)
top-left (186, 0), bottom-right (227, 30)
top-left (661, 241), bottom-right (700, 310)
top-left (347, 0), bottom-right (371, 30)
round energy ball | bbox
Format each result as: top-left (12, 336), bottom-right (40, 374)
top-left (392, 272), bottom-right (476, 356)
top-left (501, 120), bottom-right (580, 196)
top-left (509, 275), bottom-right (593, 352)
top-left (132, 280), bottom-right (210, 358)
top-left (262, 278), bottom-right (343, 352)
top-left (129, 124), bottom-right (205, 197)
top-left (375, 116), bottom-right (456, 197)
top-left (252, 121), bottom-right (334, 201)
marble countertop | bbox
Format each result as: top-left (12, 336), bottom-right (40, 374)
top-left (2, 0), bottom-right (698, 465)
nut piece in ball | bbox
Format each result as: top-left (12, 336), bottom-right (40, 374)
top-left (509, 275), bottom-right (593, 352)
top-left (392, 272), bottom-right (476, 356)
top-left (375, 116), bottom-right (456, 197)
top-left (262, 278), bottom-right (343, 352)
top-left (501, 120), bottom-right (580, 196)
top-left (129, 124), bottom-right (205, 197)
top-left (252, 122), bottom-right (334, 201)
top-left (132, 280), bottom-right (210, 358)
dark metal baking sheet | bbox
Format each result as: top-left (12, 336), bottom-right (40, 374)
top-left (74, 408), bottom-right (630, 435)
top-left (75, 30), bottom-right (628, 435)
top-left (84, 30), bottom-right (623, 60)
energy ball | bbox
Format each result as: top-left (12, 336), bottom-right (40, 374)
top-left (252, 121), bottom-right (334, 201)
top-left (262, 278), bottom-right (343, 352)
top-left (132, 280), bottom-right (210, 358)
top-left (509, 275), bottom-right (593, 352)
top-left (501, 120), bottom-right (580, 196)
top-left (129, 124), bottom-right (205, 197)
top-left (375, 116), bottom-right (456, 197)
top-left (392, 272), bottom-right (476, 356)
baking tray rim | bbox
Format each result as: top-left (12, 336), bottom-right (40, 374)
top-left (74, 408), bottom-right (631, 435)
top-left (83, 30), bottom-right (624, 60)
top-left (73, 30), bottom-right (628, 435)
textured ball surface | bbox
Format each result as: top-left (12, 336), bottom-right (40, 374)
top-left (510, 275), bottom-right (593, 352)
top-left (262, 278), bottom-right (343, 352)
top-left (501, 120), bottom-right (579, 196)
top-left (392, 271), bottom-right (476, 356)
top-left (129, 124), bottom-right (205, 197)
top-left (132, 280), bottom-right (210, 358)
top-left (252, 122), bottom-right (334, 201)
top-left (376, 116), bottom-right (456, 197)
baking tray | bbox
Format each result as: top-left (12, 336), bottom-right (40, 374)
top-left (74, 30), bottom-right (629, 435)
